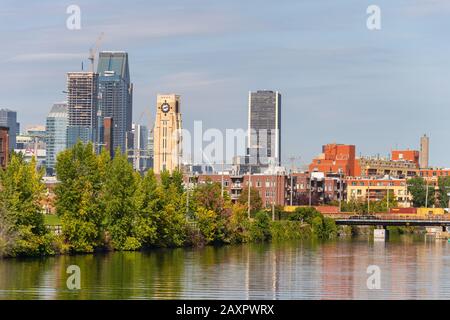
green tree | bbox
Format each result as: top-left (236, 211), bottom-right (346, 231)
top-left (407, 177), bottom-right (434, 208)
top-left (238, 187), bottom-right (263, 215)
top-left (0, 201), bottom-right (17, 257)
top-left (102, 150), bottom-right (140, 250)
top-left (155, 170), bottom-right (188, 247)
top-left (55, 141), bottom-right (107, 253)
top-left (288, 207), bottom-right (322, 224)
top-left (0, 153), bottom-right (46, 235)
top-left (250, 211), bottom-right (272, 241)
top-left (438, 176), bottom-right (450, 208)
top-left (134, 169), bottom-right (159, 248)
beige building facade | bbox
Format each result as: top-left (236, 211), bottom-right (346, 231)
top-left (153, 94), bottom-right (182, 174)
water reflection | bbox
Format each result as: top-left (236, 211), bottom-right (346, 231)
top-left (1, 236), bottom-right (450, 299)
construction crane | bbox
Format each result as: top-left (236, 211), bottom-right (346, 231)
top-left (88, 32), bottom-right (104, 72)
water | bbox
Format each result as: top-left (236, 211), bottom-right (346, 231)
top-left (1, 235), bottom-right (450, 300)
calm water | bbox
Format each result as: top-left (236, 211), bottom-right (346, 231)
top-left (1, 236), bottom-right (450, 300)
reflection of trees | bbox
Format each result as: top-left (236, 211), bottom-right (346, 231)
top-left (0, 257), bottom-right (54, 299)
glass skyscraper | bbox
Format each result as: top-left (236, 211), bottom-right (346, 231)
top-left (45, 103), bottom-right (68, 176)
top-left (97, 51), bottom-right (133, 154)
top-left (0, 108), bottom-right (19, 151)
top-left (248, 90), bottom-right (281, 171)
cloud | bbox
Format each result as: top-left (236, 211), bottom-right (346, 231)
top-left (8, 53), bottom-right (86, 62)
top-left (154, 72), bottom-right (233, 90)
top-left (403, 0), bottom-right (450, 16)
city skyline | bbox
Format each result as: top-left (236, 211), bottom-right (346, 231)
top-left (2, 1), bottom-right (450, 167)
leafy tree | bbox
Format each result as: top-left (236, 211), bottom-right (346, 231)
top-left (288, 207), bottom-right (322, 224)
top-left (238, 187), bottom-right (263, 215)
top-left (0, 153), bottom-right (45, 235)
top-left (102, 150), bottom-right (140, 250)
top-left (250, 211), bottom-right (272, 241)
top-left (438, 177), bottom-right (450, 208)
top-left (0, 201), bottom-right (17, 257)
top-left (407, 177), bottom-right (434, 208)
top-left (55, 141), bottom-right (106, 252)
top-left (156, 171), bottom-right (188, 247)
top-left (134, 169), bottom-right (159, 247)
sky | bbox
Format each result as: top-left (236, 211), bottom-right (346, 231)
top-left (1, 0), bottom-right (450, 168)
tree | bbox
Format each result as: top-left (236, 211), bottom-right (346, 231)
top-left (0, 153), bottom-right (46, 235)
top-left (155, 170), bottom-right (188, 247)
top-left (0, 201), bottom-right (17, 257)
top-left (250, 211), bottom-right (271, 241)
top-left (438, 177), bottom-right (450, 208)
top-left (134, 169), bottom-right (159, 248)
top-left (238, 187), bottom-right (263, 215)
top-left (288, 207), bottom-right (322, 224)
top-left (407, 177), bottom-right (434, 208)
top-left (102, 150), bottom-right (140, 250)
top-left (55, 141), bottom-right (106, 253)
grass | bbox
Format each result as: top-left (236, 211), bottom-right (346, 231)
top-left (44, 214), bottom-right (61, 226)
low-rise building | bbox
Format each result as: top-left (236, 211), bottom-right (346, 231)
top-left (346, 176), bottom-right (411, 207)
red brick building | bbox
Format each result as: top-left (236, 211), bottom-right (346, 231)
top-left (391, 150), bottom-right (420, 166)
top-left (0, 126), bottom-right (9, 168)
top-left (187, 173), bottom-right (287, 207)
top-left (309, 144), bottom-right (357, 176)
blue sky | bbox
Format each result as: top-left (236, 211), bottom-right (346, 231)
top-left (1, 0), bottom-right (450, 167)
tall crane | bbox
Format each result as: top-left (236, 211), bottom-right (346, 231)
top-left (88, 32), bottom-right (104, 73)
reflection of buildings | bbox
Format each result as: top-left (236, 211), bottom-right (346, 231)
top-left (321, 242), bottom-right (355, 299)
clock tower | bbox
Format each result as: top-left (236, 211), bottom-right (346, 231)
top-left (153, 94), bottom-right (182, 174)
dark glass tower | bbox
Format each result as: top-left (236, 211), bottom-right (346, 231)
top-left (248, 90), bottom-right (281, 171)
top-left (97, 51), bottom-right (133, 154)
top-left (0, 108), bottom-right (19, 151)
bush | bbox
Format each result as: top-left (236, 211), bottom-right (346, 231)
top-left (270, 221), bottom-right (311, 241)
top-left (288, 207), bottom-right (322, 224)
top-left (250, 211), bottom-right (272, 242)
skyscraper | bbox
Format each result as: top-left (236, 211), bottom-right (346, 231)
top-left (45, 103), bottom-right (68, 176)
top-left (131, 123), bottom-right (152, 172)
top-left (0, 108), bottom-right (19, 151)
top-left (97, 52), bottom-right (133, 154)
top-left (153, 94), bottom-right (182, 174)
top-left (248, 90), bottom-right (281, 172)
top-left (420, 134), bottom-right (429, 169)
top-left (66, 72), bottom-right (99, 148)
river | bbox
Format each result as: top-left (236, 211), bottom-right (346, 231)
top-left (1, 235), bottom-right (450, 300)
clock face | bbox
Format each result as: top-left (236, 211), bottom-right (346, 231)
top-left (161, 103), bottom-right (170, 113)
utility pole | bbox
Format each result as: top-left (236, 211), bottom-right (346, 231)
top-left (425, 181), bottom-right (429, 208)
top-left (289, 156), bottom-right (299, 206)
top-left (271, 162), bottom-right (275, 221)
top-left (221, 162), bottom-right (224, 198)
top-left (309, 176), bottom-right (312, 207)
top-left (248, 165), bottom-right (251, 219)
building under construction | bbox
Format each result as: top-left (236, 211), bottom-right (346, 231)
top-left (66, 72), bottom-right (99, 148)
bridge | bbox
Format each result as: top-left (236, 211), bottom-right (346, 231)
top-left (334, 217), bottom-right (450, 229)
top-left (329, 214), bottom-right (450, 240)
